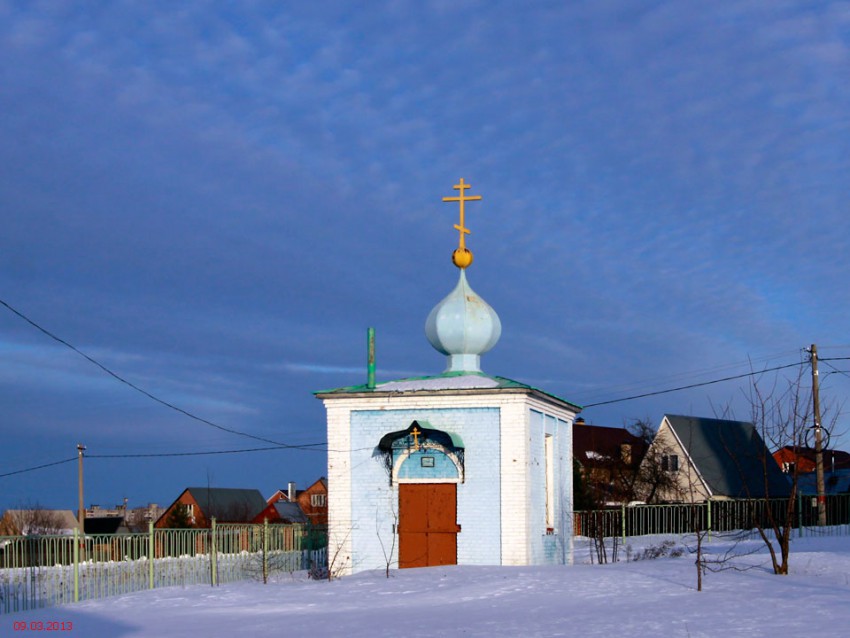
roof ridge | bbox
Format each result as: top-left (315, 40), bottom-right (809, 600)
top-left (665, 413), bottom-right (753, 426)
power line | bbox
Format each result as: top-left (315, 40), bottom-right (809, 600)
top-left (1, 442), bottom-right (386, 479)
top-left (821, 359), bottom-right (850, 380)
top-left (5, 297), bottom-right (842, 453)
top-left (0, 358), bottom-right (827, 476)
top-left (582, 361), bottom-right (804, 408)
top-left (0, 449), bottom-right (288, 482)
top-left (577, 348), bottom-right (803, 403)
top-left (87, 442), bottom-right (380, 458)
top-left (0, 297), bottom-right (322, 450)
top-left (0, 457), bottom-right (77, 478)
top-left (87, 445), bottom-right (318, 458)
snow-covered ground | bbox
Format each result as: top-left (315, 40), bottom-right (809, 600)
top-left (9, 535), bottom-right (850, 637)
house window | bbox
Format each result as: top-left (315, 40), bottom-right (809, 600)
top-left (662, 454), bottom-right (679, 473)
top-left (782, 462), bottom-right (795, 474)
top-left (310, 494), bottom-right (326, 507)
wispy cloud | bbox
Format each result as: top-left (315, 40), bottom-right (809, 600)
top-left (2, 1), bottom-right (850, 508)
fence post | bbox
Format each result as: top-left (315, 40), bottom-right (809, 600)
top-left (797, 492), bottom-right (803, 539)
top-left (707, 499), bottom-right (712, 542)
top-left (73, 528), bottom-right (80, 603)
top-left (621, 504), bottom-right (626, 545)
top-left (263, 518), bottom-right (269, 585)
top-left (210, 517), bottom-right (217, 587)
top-left (148, 521), bottom-right (154, 589)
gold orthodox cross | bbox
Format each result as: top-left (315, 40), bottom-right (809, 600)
top-left (443, 178), bottom-right (481, 269)
top-left (443, 178), bottom-right (481, 250)
top-left (410, 426), bottom-right (421, 447)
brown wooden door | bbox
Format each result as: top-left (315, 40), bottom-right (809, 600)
top-left (398, 483), bottom-right (459, 568)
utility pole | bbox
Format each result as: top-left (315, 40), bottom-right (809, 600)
top-left (77, 443), bottom-right (86, 531)
top-left (809, 345), bottom-right (827, 526)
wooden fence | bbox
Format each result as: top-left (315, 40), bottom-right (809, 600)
top-left (0, 521), bottom-right (327, 615)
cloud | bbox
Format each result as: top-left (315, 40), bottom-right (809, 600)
top-left (3, 1), bottom-right (850, 509)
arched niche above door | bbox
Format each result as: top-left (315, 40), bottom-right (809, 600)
top-left (377, 420), bottom-right (465, 485)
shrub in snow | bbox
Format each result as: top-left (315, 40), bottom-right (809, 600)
top-left (629, 540), bottom-right (684, 561)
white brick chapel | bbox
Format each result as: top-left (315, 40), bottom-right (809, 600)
top-left (316, 180), bottom-right (579, 575)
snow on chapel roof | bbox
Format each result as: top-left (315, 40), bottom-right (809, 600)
top-left (315, 371), bottom-right (581, 411)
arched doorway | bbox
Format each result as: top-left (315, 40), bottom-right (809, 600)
top-left (378, 421), bottom-right (464, 568)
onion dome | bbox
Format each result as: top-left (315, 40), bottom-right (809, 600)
top-left (425, 269), bottom-right (501, 373)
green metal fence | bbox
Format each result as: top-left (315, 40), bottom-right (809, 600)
top-left (574, 493), bottom-right (850, 542)
top-left (0, 521), bottom-right (327, 615)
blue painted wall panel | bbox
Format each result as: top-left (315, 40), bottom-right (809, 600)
top-left (397, 450), bottom-right (459, 479)
top-left (349, 408), bottom-right (501, 570)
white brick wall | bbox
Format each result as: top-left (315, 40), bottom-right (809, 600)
top-left (326, 403), bottom-right (354, 575)
top-left (322, 391), bottom-right (577, 574)
top-left (499, 398), bottom-right (530, 565)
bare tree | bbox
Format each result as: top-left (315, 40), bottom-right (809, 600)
top-left (638, 421), bottom-right (761, 590)
top-left (0, 504), bottom-right (69, 536)
top-left (685, 524), bottom-right (762, 592)
top-left (740, 369), bottom-right (805, 575)
top-left (718, 366), bottom-right (839, 575)
top-left (324, 525), bottom-right (354, 581)
top-left (630, 419), bottom-right (684, 504)
top-left (587, 509), bottom-right (619, 565)
top-left (678, 462), bottom-right (752, 592)
top-left (574, 418), bottom-right (654, 507)
top-left (376, 495), bottom-right (399, 578)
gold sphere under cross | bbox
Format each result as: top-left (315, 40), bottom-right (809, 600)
top-left (452, 247), bottom-right (474, 269)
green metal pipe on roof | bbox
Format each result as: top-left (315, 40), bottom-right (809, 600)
top-left (367, 327), bottom-right (376, 390)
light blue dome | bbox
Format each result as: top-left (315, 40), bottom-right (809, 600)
top-left (425, 270), bottom-right (501, 373)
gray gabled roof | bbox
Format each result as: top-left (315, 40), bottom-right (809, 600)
top-left (666, 415), bottom-right (791, 498)
top-left (273, 502), bottom-right (309, 524)
top-left (185, 488), bottom-right (268, 522)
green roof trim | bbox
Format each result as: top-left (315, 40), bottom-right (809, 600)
top-left (314, 371), bottom-right (582, 411)
top-left (314, 369), bottom-right (483, 393)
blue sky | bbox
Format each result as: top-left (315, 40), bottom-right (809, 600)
top-left (2, 1), bottom-right (849, 512)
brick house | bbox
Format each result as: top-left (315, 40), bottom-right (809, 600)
top-left (268, 478), bottom-right (328, 526)
top-left (155, 487), bottom-right (272, 529)
top-left (573, 419), bottom-right (647, 506)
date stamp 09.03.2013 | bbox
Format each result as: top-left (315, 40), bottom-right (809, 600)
top-left (12, 621), bottom-right (74, 632)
